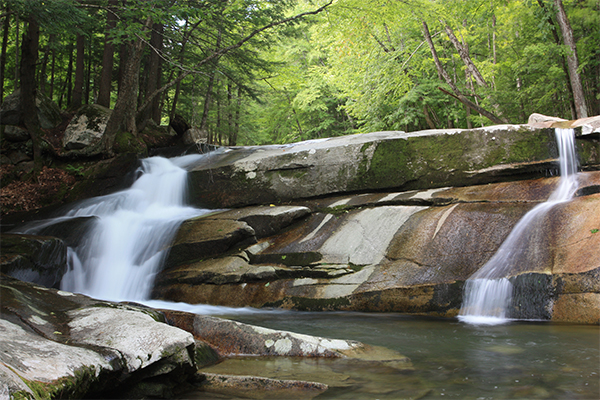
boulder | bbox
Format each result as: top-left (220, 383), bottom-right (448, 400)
top-left (153, 171), bottom-right (600, 322)
top-left (0, 234), bottom-right (68, 288)
top-left (2, 125), bottom-right (30, 142)
top-left (62, 104), bottom-right (111, 150)
top-left (0, 89), bottom-right (62, 129)
top-left (0, 275), bottom-right (196, 399)
top-left (186, 125), bottom-right (600, 208)
top-left (182, 127), bottom-right (208, 145)
top-left (528, 113), bottom-right (600, 137)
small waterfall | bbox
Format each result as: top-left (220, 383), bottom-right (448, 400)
top-left (459, 128), bottom-right (578, 325)
top-left (54, 154), bottom-right (211, 302)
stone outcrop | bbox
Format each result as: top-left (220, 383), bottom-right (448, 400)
top-left (0, 276), bottom-right (196, 399)
top-left (153, 170), bottom-right (600, 323)
top-left (186, 125), bottom-right (599, 208)
top-left (1, 275), bottom-right (411, 399)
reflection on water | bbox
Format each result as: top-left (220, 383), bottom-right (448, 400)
top-left (181, 312), bottom-right (599, 399)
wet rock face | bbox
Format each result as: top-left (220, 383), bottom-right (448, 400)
top-left (153, 171), bottom-right (600, 322)
top-left (0, 234), bottom-right (67, 288)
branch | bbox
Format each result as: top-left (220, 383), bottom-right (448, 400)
top-left (137, 1), bottom-right (334, 118)
top-left (422, 21), bottom-right (505, 125)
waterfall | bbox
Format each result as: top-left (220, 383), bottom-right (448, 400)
top-left (458, 128), bottom-right (578, 325)
top-left (37, 154), bottom-right (212, 302)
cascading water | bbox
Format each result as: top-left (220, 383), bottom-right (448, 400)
top-left (23, 154), bottom-right (213, 302)
top-left (459, 128), bottom-right (579, 325)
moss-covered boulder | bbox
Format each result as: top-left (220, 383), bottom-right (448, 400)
top-left (0, 89), bottom-right (62, 130)
top-left (186, 125), bottom-right (600, 208)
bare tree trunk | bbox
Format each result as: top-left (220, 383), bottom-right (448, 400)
top-left (422, 21), bottom-right (505, 125)
top-left (0, 9), bottom-right (10, 101)
top-left (97, 0), bottom-right (117, 108)
top-left (200, 31), bottom-right (222, 133)
top-left (554, 0), bottom-right (588, 119)
top-left (139, 22), bottom-right (163, 128)
top-left (20, 16), bottom-right (42, 173)
top-left (38, 34), bottom-right (54, 96)
top-left (59, 42), bottom-right (74, 108)
top-left (71, 33), bottom-right (85, 109)
top-left (443, 23), bottom-right (488, 88)
top-left (101, 15), bottom-right (152, 153)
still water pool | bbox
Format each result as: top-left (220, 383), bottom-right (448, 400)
top-left (183, 312), bottom-right (599, 399)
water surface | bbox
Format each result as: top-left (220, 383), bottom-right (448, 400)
top-left (185, 312), bottom-right (599, 399)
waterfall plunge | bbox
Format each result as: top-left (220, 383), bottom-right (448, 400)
top-left (459, 128), bottom-right (579, 325)
top-left (59, 155), bottom-right (211, 302)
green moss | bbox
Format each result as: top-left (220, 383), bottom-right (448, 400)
top-left (114, 131), bottom-right (148, 156)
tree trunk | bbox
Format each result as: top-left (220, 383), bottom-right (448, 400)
top-left (422, 21), bottom-right (505, 125)
top-left (14, 13), bottom-right (19, 89)
top-left (97, 0), bottom-right (118, 108)
top-left (71, 33), bottom-right (85, 109)
top-left (20, 15), bottom-right (43, 173)
top-left (200, 31), bottom-right (222, 133)
top-left (101, 32), bottom-right (148, 152)
top-left (0, 9), bottom-right (10, 102)
top-left (553, 0), bottom-right (587, 119)
top-left (59, 42), bottom-right (74, 108)
top-left (38, 34), bottom-right (54, 96)
top-left (443, 23), bottom-right (488, 88)
top-left (139, 22), bottom-right (163, 128)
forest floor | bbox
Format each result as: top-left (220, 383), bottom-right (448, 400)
top-left (0, 164), bottom-right (76, 214)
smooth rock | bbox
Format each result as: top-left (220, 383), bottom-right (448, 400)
top-left (0, 276), bottom-right (196, 399)
top-left (187, 125), bottom-right (599, 208)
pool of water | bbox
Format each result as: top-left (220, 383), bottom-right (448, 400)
top-left (182, 312), bottom-right (599, 399)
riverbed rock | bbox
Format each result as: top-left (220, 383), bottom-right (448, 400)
top-left (186, 125), bottom-right (599, 208)
top-left (194, 372), bottom-right (328, 399)
top-left (153, 171), bottom-right (600, 323)
top-left (62, 104), bottom-right (111, 150)
top-left (162, 310), bottom-right (412, 368)
top-left (0, 275), bottom-right (197, 399)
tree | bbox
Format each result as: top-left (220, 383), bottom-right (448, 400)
top-left (97, 0), bottom-right (118, 108)
top-left (554, 0), bottom-right (588, 119)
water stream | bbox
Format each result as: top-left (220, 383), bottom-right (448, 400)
top-left (13, 128), bottom-right (598, 398)
top-left (459, 128), bottom-right (579, 325)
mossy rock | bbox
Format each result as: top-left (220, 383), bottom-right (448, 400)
top-left (113, 131), bottom-right (148, 156)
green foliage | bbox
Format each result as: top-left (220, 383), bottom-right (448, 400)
top-left (1, 0), bottom-right (597, 148)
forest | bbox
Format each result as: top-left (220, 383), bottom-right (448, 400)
top-left (0, 0), bottom-right (598, 151)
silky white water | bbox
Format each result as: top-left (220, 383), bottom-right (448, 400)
top-left (459, 128), bottom-right (579, 325)
top-left (56, 154), bottom-right (212, 302)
